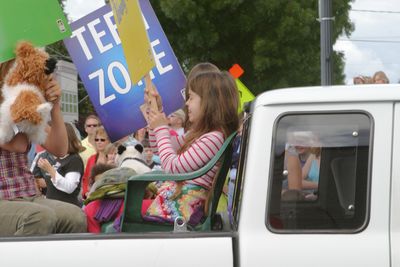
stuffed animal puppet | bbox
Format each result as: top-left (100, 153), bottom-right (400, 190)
top-left (0, 41), bottom-right (57, 144)
top-left (115, 144), bottom-right (151, 174)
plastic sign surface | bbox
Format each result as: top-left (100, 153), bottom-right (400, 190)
top-left (64, 1), bottom-right (186, 142)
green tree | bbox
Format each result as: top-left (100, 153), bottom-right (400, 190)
top-left (51, 0), bottom-right (353, 112)
top-left (46, 0), bottom-right (95, 120)
top-left (150, 0), bottom-right (353, 95)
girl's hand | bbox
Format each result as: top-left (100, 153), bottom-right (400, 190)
top-left (144, 75), bottom-right (163, 112)
top-left (147, 109), bottom-right (168, 130)
top-left (37, 158), bottom-right (53, 174)
top-left (35, 178), bottom-right (47, 190)
top-left (45, 75), bottom-right (61, 104)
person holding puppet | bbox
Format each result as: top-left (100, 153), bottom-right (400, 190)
top-left (0, 44), bottom-right (86, 236)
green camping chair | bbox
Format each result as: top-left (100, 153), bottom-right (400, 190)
top-left (120, 131), bottom-right (237, 233)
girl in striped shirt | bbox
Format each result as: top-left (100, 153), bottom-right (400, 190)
top-left (143, 70), bottom-right (239, 226)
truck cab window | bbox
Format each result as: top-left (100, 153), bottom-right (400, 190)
top-left (267, 113), bottom-right (371, 232)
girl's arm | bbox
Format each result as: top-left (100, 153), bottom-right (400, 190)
top-left (148, 128), bottom-right (160, 154)
top-left (51, 172), bottom-right (81, 194)
top-left (154, 127), bottom-right (224, 174)
top-left (301, 180), bottom-right (318, 190)
top-left (286, 150), bottom-right (302, 191)
top-left (37, 157), bottom-right (81, 194)
top-left (148, 127), bottom-right (183, 154)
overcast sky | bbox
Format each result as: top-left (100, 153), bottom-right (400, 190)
top-left (64, 0), bottom-right (400, 84)
top-left (334, 0), bottom-right (400, 84)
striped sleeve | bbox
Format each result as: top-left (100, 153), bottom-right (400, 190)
top-left (154, 129), bottom-right (225, 189)
top-left (171, 134), bottom-right (185, 151)
top-left (149, 126), bottom-right (169, 154)
top-left (149, 126), bottom-right (183, 154)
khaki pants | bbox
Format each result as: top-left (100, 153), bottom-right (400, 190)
top-left (0, 195), bottom-right (86, 236)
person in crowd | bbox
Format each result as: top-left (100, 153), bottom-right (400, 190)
top-left (133, 127), bottom-right (148, 144)
top-left (30, 145), bottom-right (56, 196)
top-left (119, 127), bottom-right (147, 146)
top-left (79, 114), bottom-right (100, 168)
top-left (141, 139), bottom-right (161, 170)
top-left (0, 59), bottom-right (86, 236)
top-left (34, 123), bottom-right (85, 207)
top-left (88, 163), bottom-right (116, 192)
top-left (353, 75), bottom-right (373, 85)
top-left (81, 126), bottom-right (111, 198)
top-left (118, 128), bottom-right (161, 165)
top-left (373, 71), bottom-right (389, 84)
top-left (103, 142), bottom-right (118, 166)
top-left (119, 133), bottom-right (137, 146)
top-left (168, 109), bottom-right (185, 136)
top-left (353, 76), bottom-right (364, 85)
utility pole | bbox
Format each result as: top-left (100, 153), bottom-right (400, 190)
top-left (319, 0), bottom-right (334, 86)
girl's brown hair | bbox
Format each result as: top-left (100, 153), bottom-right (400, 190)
top-left (184, 62), bottom-right (220, 131)
top-left (179, 71), bottom-right (239, 153)
top-left (65, 123), bottom-right (85, 154)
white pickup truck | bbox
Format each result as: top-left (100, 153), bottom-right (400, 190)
top-left (2, 85), bottom-right (399, 267)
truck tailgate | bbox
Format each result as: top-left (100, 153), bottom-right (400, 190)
top-left (0, 232), bottom-right (234, 267)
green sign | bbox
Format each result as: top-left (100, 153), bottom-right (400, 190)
top-left (0, 0), bottom-right (71, 63)
top-left (236, 78), bottom-right (255, 112)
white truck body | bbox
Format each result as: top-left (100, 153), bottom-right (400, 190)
top-left (1, 84), bottom-right (399, 267)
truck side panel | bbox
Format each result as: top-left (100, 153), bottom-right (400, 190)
top-left (391, 103), bottom-right (400, 267)
top-left (1, 235), bottom-right (234, 266)
top-left (239, 102), bottom-right (391, 266)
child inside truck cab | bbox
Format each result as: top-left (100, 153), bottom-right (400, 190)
top-left (282, 131), bottom-right (320, 200)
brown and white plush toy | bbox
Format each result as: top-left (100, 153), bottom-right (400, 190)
top-left (0, 41), bottom-right (57, 144)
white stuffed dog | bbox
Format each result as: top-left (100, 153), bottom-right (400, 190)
top-left (115, 144), bottom-right (151, 174)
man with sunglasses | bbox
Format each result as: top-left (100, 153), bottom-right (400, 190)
top-left (79, 115), bottom-right (100, 169)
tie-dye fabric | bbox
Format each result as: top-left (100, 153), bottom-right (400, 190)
top-left (143, 181), bottom-right (208, 226)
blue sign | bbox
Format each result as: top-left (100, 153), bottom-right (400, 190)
top-left (64, 0), bottom-right (186, 142)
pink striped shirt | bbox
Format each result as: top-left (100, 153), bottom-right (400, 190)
top-left (149, 126), bottom-right (225, 190)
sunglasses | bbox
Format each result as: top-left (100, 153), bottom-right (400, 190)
top-left (86, 124), bottom-right (99, 128)
top-left (95, 138), bottom-right (107, 142)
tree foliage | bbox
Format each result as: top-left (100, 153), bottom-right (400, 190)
top-left (46, 0), bottom-right (95, 119)
top-left (50, 0), bottom-right (354, 116)
top-left (150, 0), bottom-right (354, 95)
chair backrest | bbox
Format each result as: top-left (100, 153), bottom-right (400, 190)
top-left (202, 133), bottom-right (236, 229)
top-left (128, 131), bottom-right (238, 182)
top-left (121, 131), bottom-right (238, 232)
